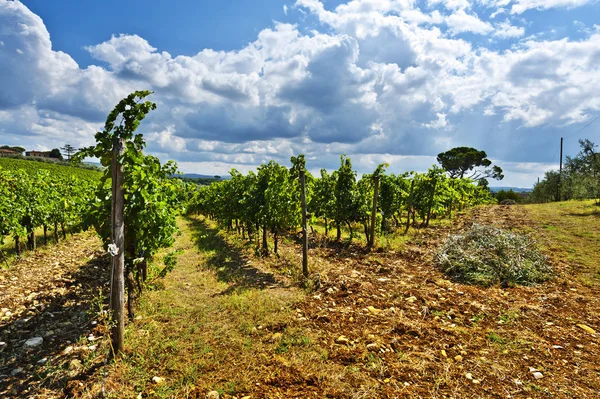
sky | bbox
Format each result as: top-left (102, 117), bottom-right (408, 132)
top-left (1, 0), bottom-right (600, 187)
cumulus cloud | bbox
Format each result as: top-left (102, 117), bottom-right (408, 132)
top-left (493, 20), bottom-right (525, 38)
top-left (1, 0), bottom-right (600, 187)
top-left (445, 10), bottom-right (494, 35)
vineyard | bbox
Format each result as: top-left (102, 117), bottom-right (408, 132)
top-left (191, 155), bottom-right (495, 256)
top-left (0, 158), bottom-right (100, 259)
top-left (1, 92), bottom-right (599, 399)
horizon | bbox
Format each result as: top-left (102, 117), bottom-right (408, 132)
top-left (1, 0), bottom-right (599, 186)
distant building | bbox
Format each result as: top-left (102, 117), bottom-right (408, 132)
top-left (25, 150), bottom-right (52, 158)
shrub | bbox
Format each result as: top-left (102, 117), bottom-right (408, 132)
top-left (435, 224), bottom-right (552, 287)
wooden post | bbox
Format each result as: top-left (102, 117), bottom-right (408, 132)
top-left (425, 179), bottom-right (437, 227)
top-left (404, 179), bottom-right (415, 234)
top-left (369, 175), bottom-right (379, 248)
top-left (110, 137), bottom-right (125, 355)
top-left (300, 170), bottom-right (309, 278)
top-left (14, 236), bottom-right (20, 257)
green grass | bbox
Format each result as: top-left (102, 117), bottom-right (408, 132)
top-left (105, 216), bottom-right (311, 398)
top-left (524, 200), bottom-right (600, 285)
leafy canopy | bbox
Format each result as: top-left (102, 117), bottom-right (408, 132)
top-left (437, 147), bottom-right (503, 181)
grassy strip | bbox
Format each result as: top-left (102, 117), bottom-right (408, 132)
top-left (524, 200), bottom-right (600, 285)
top-left (104, 216), bottom-right (313, 398)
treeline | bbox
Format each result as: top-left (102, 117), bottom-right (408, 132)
top-left (530, 139), bottom-right (600, 203)
top-left (190, 155), bottom-right (495, 254)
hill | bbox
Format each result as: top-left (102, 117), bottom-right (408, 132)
top-left (0, 157), bottom-right (102, 180)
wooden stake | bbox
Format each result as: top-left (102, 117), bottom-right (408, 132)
top-left (300, 170), bottom-right (309, 278)
top-left (110, 137), bottom-right (125, 355)
top-left (369, 175), bottom-right (379, 247)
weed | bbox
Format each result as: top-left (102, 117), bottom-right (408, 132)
top-left (498, 310), bottom-right (519, 324)
top-left (488, 331), bottom-right (506, 345)
top-left (470, 313), bottom-right (486, 323)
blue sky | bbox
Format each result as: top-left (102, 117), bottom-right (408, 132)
top-left (2, 0), bottom-right (600, 186)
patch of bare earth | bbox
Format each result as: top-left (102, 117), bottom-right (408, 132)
top-left (0, 231), bottom-right (110, 398)
top-left (259, 205), bottom-right (599, 398)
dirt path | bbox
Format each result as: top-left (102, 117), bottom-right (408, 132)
top-left (0, 231), bottom-right (109, 398)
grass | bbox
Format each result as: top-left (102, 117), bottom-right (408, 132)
top-left (102, 216), bottom-right (317, 398)
top-left (524, 200), bottom-right (600, 285)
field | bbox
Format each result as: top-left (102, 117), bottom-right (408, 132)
top-left (1, 201), bottom-right (599, 398)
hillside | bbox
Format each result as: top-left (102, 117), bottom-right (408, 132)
top-left (0, 157), bottom-right (102, 180)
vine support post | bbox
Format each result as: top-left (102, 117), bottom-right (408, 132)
top-left (425, 178), bottom-right (438, 227)
top-left (369, 175), bottom-right (379, 248)
top-left (404, 179), bottom-right (415, 235)
top-left (300, 170), bottom-right (309, 278)
top-left (110, 137), bottom-right (125, 355)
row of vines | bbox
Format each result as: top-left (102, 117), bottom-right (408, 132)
top-left (0, 165), bottom-right (98, 258)
top-left (1, 92), bottom-right (188, 354)
top-left (190, 155), bottom-right (495, 255)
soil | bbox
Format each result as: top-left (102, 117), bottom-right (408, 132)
top-left (0, 231), bottom-right (109, 398)
top-left (1, 205), bottom-right (599, 398)
top-left (251, 205), bottom-right (600, 398)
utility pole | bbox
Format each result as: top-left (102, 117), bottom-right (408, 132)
top-left (558, 137), bottom-right (563, 201)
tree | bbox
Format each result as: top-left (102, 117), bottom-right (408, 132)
top-left (437, 147), bottom-right (503, 181)
top-left (49, 148), bottom-right (63, 160)
top-left (61, 144), bottom-right (76, 162)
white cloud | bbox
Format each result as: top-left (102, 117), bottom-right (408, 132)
top-left (428, 0), bottom-right (472, 10)
top-left (2, 0), bottom-right (600, 187)
top-left (509, 0), bottom-right (593, 14)
top-left (493, 20), bottom-right (525, 38)
top-left (445, 10), bottom-right (494, 35)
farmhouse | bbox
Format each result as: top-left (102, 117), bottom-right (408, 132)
top-left (25, 150), bottom-right (52, 158)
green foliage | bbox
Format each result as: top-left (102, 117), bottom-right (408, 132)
top-left (77, 91), bottom-right (185, 276)
top-left (333, 155), bottom-right (357, 238)
top-left (190, 154), bottom-right (495, 248)
top-left (0, 157), bottom-right (102, 178)
top-left (0, 163), bottom-right (98, 248)
top-left (437, 147), bottom-right (503, 181)
top-left (49, 148), bottom-right (63, 160)
top-left (531, 139), bottom-right (600, 203)
top-left (436, 224), bottom-right (553, 286)
top-left (495, 189), bottom-right (521, 203)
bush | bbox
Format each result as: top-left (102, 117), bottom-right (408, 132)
top-left (500, 199), bottom-right (517, 205)
top-left (435, 224), bottom-right (552, 287)
top-left (495, 189), bottom-right (521, 203)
